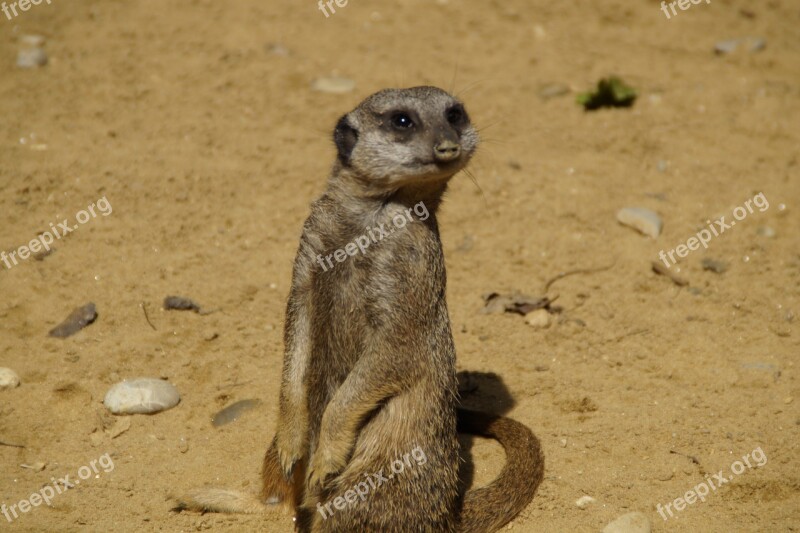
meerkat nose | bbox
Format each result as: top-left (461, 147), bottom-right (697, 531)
top-left (434, 140), bottom-right (461, 162)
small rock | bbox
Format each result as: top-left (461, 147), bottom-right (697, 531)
top-left (49, 303), bottom-right (97, 338)
top-left (267, 43), bottom-right (289, 56)
top-left (757, 226), bottom-right (776, 238)
top-left (602, 511), bottom-right (651, 533)
top-left (525, 309), bottom-right (552, 328)
top-left (537, 83), bottom-right (570, 100)
top-left (714, 39), bottom-right (740, 54)
top-left (163, 296), bottom-right (201, 313)
top-left (652, 261), bottom-right (689, 286)
top-left (104, 378), bottom-right (180, 415)
top-left (0, 368), bottom-right (21, 390)
top-left (616, 207), bottom-right (662, 238)
top-left (701, 258), bottom-right (729, 274)
top-left (20, 34), bottom-right (46, 47)
top-left (311, 77), bottom-right (355, 94)
top-left (211, 399), bottom-right (261, 427)
top-left (559, 438), bottom-right (567, 448)
top-left (20, 462), bottom-right (46, 472)
top-left (575, 495), bottom-right (596, 509)
top-left (714, 37), bottom-right (766, 55)
top-left (178, 437), bottom-right (189, 453)
top-left (17, 48), bottom-right (48, 69)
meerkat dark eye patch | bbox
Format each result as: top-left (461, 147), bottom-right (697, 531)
top-left (333, 115), bottom-right (358, 165)
top-left (446, 104), bottom-right (468, 127)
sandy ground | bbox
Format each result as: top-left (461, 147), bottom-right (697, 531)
top-left (1, 0), bottom-right (799, 531)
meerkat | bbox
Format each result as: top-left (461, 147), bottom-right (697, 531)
top-left (176, 86), bottom-right (544, 532)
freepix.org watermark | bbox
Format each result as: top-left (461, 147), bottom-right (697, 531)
top-left (316, 201), bottom-right (429, 272)
top-left (2, 453), bottom-right (115, 523)
top-left (1, 196), bottom-right (112, 270)
top-left (657, 446), bottom-right (767, 521)
top-left (316, 446), bottom-right (427, 521)
top-left (658, 192), bottom-right (768, 269)
top-left (2, 0), bottom-right (52, 22)
top-left (660, 0), bottom-right (711, 20)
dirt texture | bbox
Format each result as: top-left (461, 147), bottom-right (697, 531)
top-left (1, 0), bottom-right (798, 531)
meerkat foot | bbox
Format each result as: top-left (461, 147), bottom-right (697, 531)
top-left (262, 439), bottom-right (304, 510)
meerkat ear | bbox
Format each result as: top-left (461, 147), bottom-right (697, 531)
top-left (333, 115), bottom-right (358, 165)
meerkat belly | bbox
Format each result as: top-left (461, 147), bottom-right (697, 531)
top-left (321, 380), bottom-right (461, 532)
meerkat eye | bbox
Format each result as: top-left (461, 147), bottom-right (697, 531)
top-left (446, 105), bottom-right (466, 126)
top-left (391, 113), bottom-right (415, 130)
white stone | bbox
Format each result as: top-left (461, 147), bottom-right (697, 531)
top-left (526, 309), bottom-right (552, 328)
top-left (17, 48), bottom-right (47, 68)
top-left (575, 495), bottom-right (596, 509)
top-left (616, 207), bottom-right (662, 238)
top-left (602, 512), bottom-right (651, 533)
top-left (311, 77), bottom-right (355, 94)
top-left (104, 378), bottom-right (180, 415)
top-left (0, 368), bottom-right (20, 390)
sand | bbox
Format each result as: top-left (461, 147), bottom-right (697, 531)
top-left (1, 0), bottom-right (798, 531)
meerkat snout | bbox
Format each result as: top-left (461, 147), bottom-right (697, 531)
top-left (433, 139), bottom-right (461, 162)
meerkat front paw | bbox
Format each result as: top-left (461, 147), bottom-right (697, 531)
top-left (306, 437), bottom-right (349, 491)
top-left (275, 418), bottom-right (308, 478)
top-left (306, 450), bottom-right (339, 491)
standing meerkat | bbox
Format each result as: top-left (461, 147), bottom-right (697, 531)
top-left (177, 86), bottom-right (544, 532)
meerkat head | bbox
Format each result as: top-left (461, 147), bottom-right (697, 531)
top-left (332, 86), bottom-right (479, 191)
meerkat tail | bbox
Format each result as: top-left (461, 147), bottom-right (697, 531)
top-left (172, 489), bottom-right (272, 514)
top-left (456, 408), bottom-right (544, 533)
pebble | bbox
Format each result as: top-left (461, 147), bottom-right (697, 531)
top-left (602, 511), bottom-right (651, 533)
top-left (103, 378), bottom-right (180, 415)
top-left (526, 309), bottom-right (552, 328)
top-left (212, 399), bottom-right (261, 427)
top-left (616, 207), bottom-right (662, 238)
top-left (537, 82), bottom-right (570, 100)
top-left (575, 495), bottom-right (596, 509)
top-left (311, 76), bottom-right (355, 94)
top-left (267, 43), bottom-right (289, 56)
top-left (17, 48), bottom-right (48, 69)
top-left (714, 37), bottom-right (766, 55)
top-left (0, 368), bottom-right (21, 390)
top-left (163, 296), bottom-right (201, 313)
top-left (701, 258), bottom-right (729, 274)
top-left (20, 34), bottom-right (46, 47)
top-left (757, 226), bottom-right (776, 238)
top-left (49, 303), bottom-right (97, 338)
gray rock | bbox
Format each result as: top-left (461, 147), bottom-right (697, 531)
top-left (602, 512), bottom-right (651, 533)
top-left (104, 378), bottom-right (180, 415)
top-left (0, 368), bottom-right (20, 390)
top-left (617, 207), bottom-right (662, 238)
top-left (714, 39), bottom-right (740, 54)
top-left (715, 37), bottom-right (766, 55)
top-left (212, 399), bottom-right (261, 427)
top-left (17, 48), bottom-right (48, 68)
top-left (702, 258), bottom-right (729, 274)
top-left (757, 226), bottom-right (776, 238)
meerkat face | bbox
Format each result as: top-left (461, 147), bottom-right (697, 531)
top-left (333, 86), bottom-right (479, 187)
